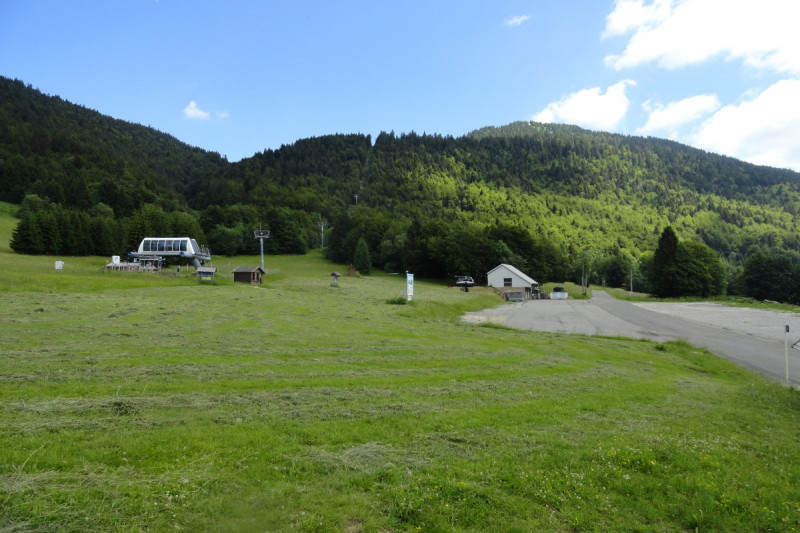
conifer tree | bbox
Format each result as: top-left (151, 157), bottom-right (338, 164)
top-left (353, 237), bottom-right (371, 274)
top-left (9, 210), bottom-right (44, 254)
top-left (652, 226), bottom-right (679, 298)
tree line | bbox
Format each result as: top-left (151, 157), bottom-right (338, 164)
top-left (10, 196), bottom-right (310, 258)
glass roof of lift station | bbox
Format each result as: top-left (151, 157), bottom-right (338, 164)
top-left (141, 238), bottom-right (189, 254)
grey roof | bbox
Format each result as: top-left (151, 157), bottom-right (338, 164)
top-left (231, 266), bottom-right (264, 273)
top-left (488, 263), bottom-right (537, 285)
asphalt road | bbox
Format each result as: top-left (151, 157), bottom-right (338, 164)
top-left (463, 290), bottom-right (800, 387)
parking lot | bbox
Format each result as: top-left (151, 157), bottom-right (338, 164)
top-left (463, 291), bottom-right (800, 386)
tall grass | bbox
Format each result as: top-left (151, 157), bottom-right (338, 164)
top-left (1, 207), bottom-right (799, 532)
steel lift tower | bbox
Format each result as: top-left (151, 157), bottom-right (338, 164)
top-left (254, 226), bottom-right (270, 271)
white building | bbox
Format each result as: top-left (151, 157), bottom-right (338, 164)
top-left (487, 264), bottom-right (539, 300)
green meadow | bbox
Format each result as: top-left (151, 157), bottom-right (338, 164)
top-left (1, 202), bottom-right (799, 532)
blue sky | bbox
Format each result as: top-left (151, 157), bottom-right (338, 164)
top-left (2, 1), bottom-right (799, 170)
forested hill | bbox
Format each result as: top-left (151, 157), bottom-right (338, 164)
top-left (0, 76), bottom-right (227, 215)
top-left (5, 75), bottom-right (800, 295)
top-left (467, 122), bottom-right (800, 204)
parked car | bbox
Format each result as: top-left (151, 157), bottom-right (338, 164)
top-left (454, 276), bottom-right (475, 287)
top-left (455, 276), bottom-right (475, 291)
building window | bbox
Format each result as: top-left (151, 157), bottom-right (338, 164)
top-left (503, 278), bottom-right (512, 287)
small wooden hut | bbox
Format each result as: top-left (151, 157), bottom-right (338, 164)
top-left (232, 266), bottom-right (264, 284)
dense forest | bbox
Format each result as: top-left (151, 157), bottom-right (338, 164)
top-left (4, 75), bottom-right (800, 301)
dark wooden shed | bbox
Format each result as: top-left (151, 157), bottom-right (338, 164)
top-left (232, 266), bottom-right (265, 284)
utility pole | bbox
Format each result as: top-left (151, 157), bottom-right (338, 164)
top-left (318, 219), bottom-right (328, 249)
top-left (581, 256), bottom-right (589, 295)
top-left (580, 252), bottom-right (592, 296)
top-left (254, 226), bottom-right (270, 271)
top-left (354, 193), bottom-right (359, 205)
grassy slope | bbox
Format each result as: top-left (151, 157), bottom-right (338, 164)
top-left (1, 204), bottom-right (799, 532)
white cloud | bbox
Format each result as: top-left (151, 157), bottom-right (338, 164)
top-left (504, 15), bottom-right (530, 27)
top-left (183, 100), bottom-right (210, 120)
top-left (603, 0), bottom-right (800, 74)
top-left (602, 0), bottom-right (670, 38)
top-left (533, 80), bottom-right (636, 131)
top-left (637, 93), bottom-right (720, 136)
top-left (215, 110), bottom-right (230, 119)
top-left (691, 79), bottom-right (800, 171)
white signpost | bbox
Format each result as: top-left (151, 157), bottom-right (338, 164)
top-left (786, 325), bottom-right (790, 385)
top-left (406, 272), bottom-right (414, 301)
top-left (54, 260), bottom-right (64, 272)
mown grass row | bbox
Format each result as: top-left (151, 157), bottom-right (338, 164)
top-left (1, 206), bottom-right (799, 532)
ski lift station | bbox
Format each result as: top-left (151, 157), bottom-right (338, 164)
top-left (128, 237), bottom-right (211, 268)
